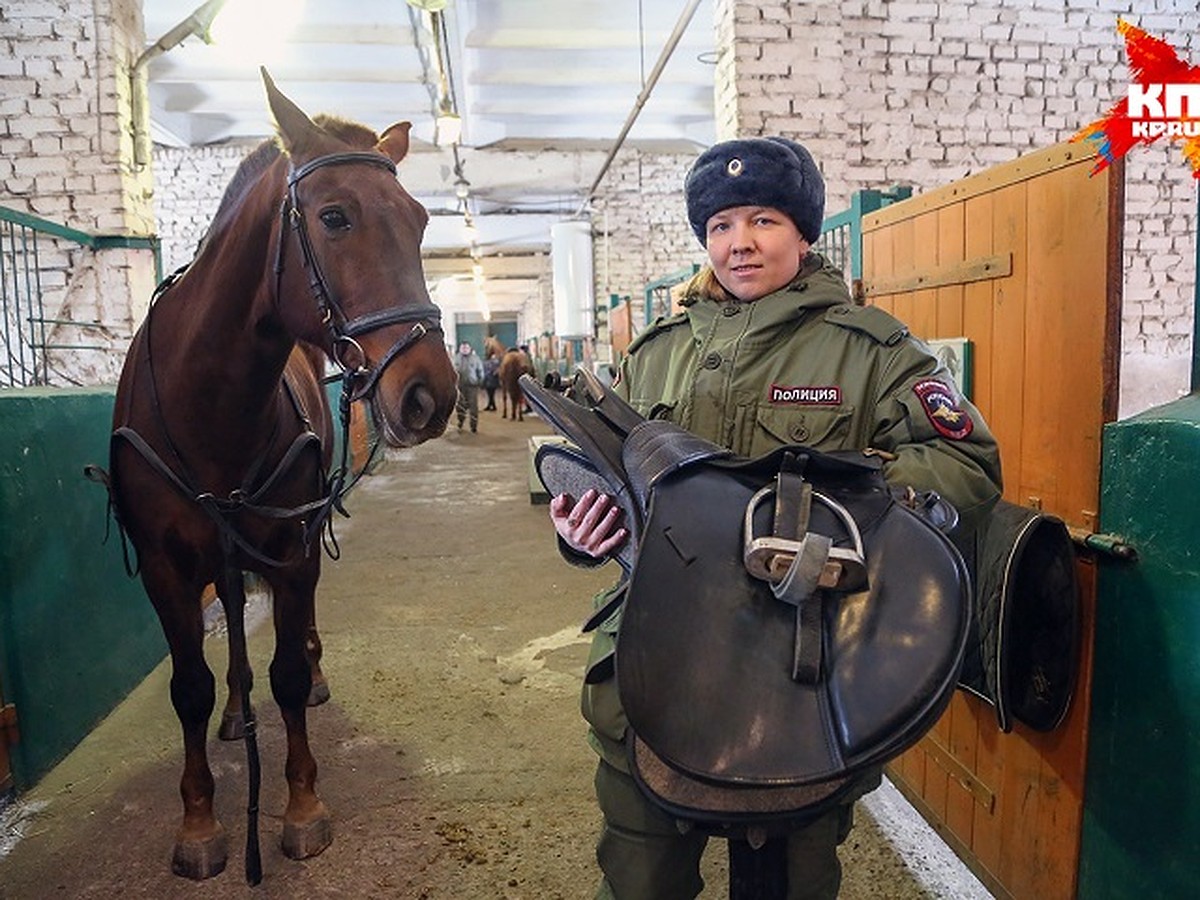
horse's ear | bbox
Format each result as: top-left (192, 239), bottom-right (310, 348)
top-left (261, 67), bottom-right (320, 155)
top-left (378, 122), bottom-right (412, 164)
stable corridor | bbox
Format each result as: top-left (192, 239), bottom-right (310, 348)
top-left (0, 411), bottom-right (991, 899)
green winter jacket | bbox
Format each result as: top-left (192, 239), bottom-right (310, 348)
top-left (582, 252), bottom-right (1003, 771)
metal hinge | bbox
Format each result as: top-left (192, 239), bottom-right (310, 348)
top-left (0, 704), bottom-right (18, 746)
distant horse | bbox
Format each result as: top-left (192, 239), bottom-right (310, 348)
top-left (499, 347), bottom-right (534, 420)
top-left (95, 72), bottom-right (457, 883)
top-left (483, 333), bottom-right (506, 362)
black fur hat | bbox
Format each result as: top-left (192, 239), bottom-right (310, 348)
top-left (684, 137), bottom-right (825, 245)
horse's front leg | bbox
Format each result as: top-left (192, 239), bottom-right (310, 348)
top-left (306, 619), bottom-right (330, 706)
top-left (216, 579), bottom-right (327, 740)
top-left (265, 563), bottom-right (332, 860)
top-left (143, 561), bottom-right (227, 879)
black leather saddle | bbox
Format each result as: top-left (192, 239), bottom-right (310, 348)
top-left (523, 370), bottom-right (972, 827)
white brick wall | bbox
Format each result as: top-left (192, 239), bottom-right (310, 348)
top-left (714, 0), bottom-right (1199, 416)
top-left (590, 147), bottom-right (705, 328)
top-left (1, 0), bottom-right (152, 232)
top-left (22, 0), bottom-right (1189, 409)
top-left (0, 0), bottom-right (155, 385)
top-left (153, 142), bottom-right (260, 274)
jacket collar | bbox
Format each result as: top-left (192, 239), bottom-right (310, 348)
top-left (684, 252), bottom-right (851, 335)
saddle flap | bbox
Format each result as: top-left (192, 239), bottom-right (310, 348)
top-left (622, 419), bottom-right (732, 511)
top-left (533, 442), bottom-right (639, 574)
top-left (958, 500), bottom-right (1080, 732)
top-left (618, 462), bottom-right (971, 787)
top-left (627, 732), bottom-right (855, 829)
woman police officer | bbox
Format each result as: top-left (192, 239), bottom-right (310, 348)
top-left (550, 136), bottom-right (1002, 899)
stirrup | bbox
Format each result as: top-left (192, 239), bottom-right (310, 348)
top-left (742, 484), bottom-right (868, 592)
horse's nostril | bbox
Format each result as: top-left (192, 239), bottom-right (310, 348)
top-left (401, 383), bottom-right (435, 430)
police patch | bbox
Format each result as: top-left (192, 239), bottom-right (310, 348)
top-left (913, 379), bottom-right (973, 439)
top-left (769, 384), bottom-right (842, 405)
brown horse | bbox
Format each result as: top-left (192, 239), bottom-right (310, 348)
top-left (483, 333), bottom-right (506, 362)
top-left (102, 72), bottom-right (457, 882)
top-left (499, 347), bottom-right (534, 420)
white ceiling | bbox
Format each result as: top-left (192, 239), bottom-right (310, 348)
top-left (141, 0), bottom-right (718, 266)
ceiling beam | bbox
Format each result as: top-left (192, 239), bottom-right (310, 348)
top-left (422, 254), bottom-right (548, 280)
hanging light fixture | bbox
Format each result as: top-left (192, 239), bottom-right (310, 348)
top-left (435, 98), bottom-right (462, 146)
top-left (405, 0), bottom-right (448, 10)
top-left (208, 0), bottom-right (303, 61)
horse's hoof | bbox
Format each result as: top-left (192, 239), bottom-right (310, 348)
top-left (282, 814), bottom-right (332, 859)
top-left (171, 828), bottom-right (228, 880)
top-left (307, 680), bottom-right (331, 707)
top-left (218, 710), bottom-right (244, 741)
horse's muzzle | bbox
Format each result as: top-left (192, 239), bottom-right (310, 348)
top-left (374, 380), bottom-right (450, 446)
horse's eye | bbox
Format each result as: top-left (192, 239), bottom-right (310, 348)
top-left (319, 208), bottom-right (350, 231)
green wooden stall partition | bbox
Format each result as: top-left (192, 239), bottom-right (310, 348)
top-left (0, 388), bottom-right (165, 790)
top-left (1079, 394), bottom-right (1200, 897)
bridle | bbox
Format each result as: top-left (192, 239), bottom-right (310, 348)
top-left (92, 149), bottom-right (446, 572)
top-left (274, 150), bottom-right (443, 404)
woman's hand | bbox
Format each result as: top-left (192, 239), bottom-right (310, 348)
top-left (549, 488), bottom-right (628, 558)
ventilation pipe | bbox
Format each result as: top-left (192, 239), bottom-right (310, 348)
top-left (552, 221), bottom-right (595, 338)
top-left (576, 0), bottom-right (705, 214)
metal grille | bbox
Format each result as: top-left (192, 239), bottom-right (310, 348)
top-left (0, 214), bottom-right (50, 387)
top-left (813, 221), bottom-right (851, 279)
top-left (0, 206), bottom-right (160, 388)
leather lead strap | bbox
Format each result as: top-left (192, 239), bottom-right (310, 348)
top-left (772, 474), bottom-right (812, 559)
top-left (771, 533), bottom-right (831, 685)
top-left (582, 583), bottom-right (628, 633)
top-left (771, 468), bottom-right (830, 685)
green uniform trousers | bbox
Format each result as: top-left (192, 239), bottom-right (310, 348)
top-left (593, 759), bottom-right (851, 900)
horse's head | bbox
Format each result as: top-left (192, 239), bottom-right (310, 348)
top-left (263, 70), bottom-right (457, 447)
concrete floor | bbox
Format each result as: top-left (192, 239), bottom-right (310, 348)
top-left (0, 410), bottom-right (993, 898)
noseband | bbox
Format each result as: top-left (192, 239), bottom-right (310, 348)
top-left (274, 150), bottom-right (443, 403)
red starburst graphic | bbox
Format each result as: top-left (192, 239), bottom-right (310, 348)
top-left (1073, 19), bottom-right (1200, 178)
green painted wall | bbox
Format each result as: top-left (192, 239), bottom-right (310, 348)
top-left (1080, 394), bottom-right (1200, 897)
top-left (456, 320), bottom-right (518, 356)
top-left (0, 388), bottom-right (165, 789)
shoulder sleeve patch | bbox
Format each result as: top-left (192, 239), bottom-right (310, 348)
top-left (823, 304), bottom-right (909, 346)
top-left (913, 378), bottom-right (974, 440)
top-left (626, 312), bottom-right (688, 355)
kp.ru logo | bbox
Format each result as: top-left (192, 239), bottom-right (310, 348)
top-left (1126, 85), bottom-right (1200, 139)
top-left (1074, 19), bottom-right (1200, 177)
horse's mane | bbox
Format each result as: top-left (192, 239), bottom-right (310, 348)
top-left (310, 114), bottom-right (378, 149)
top-left (211, 140), bottom-right (281, 225)
top-left (197, 115), bottom-right (381, 256)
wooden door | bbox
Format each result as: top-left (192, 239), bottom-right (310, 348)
top-left (861, 142), bottom-right (1123, 900)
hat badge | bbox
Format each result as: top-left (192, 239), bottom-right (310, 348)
top-left (726, 157), bottom-right (743, 176)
